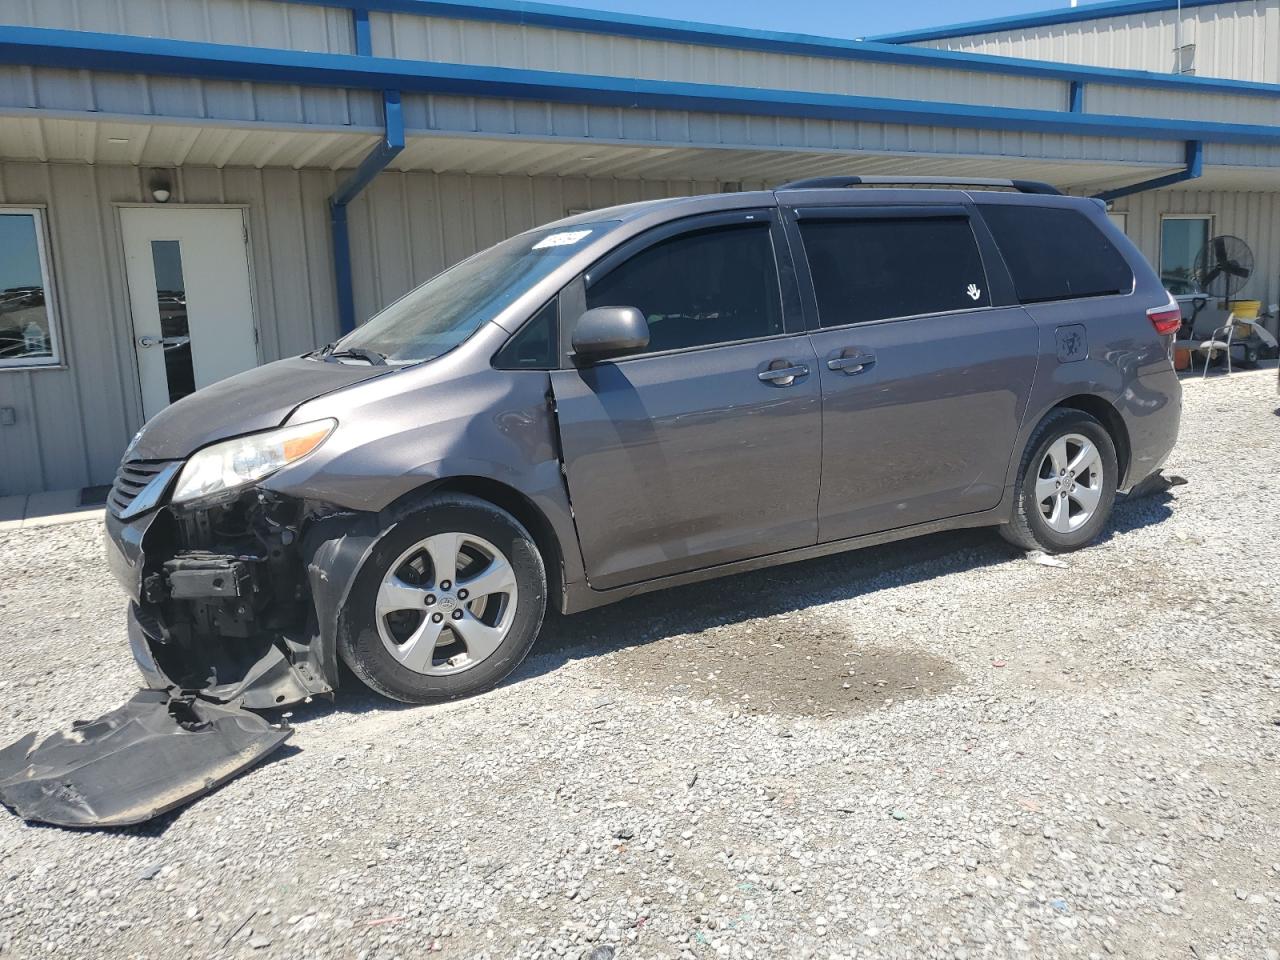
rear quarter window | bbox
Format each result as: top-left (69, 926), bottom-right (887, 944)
top-left (979, 204), bottom-right (1134, 304)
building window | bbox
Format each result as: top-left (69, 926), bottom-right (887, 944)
top-left (0, 208), bottom-right (61, 369)
top-left (1160, 215), bottom-right (1211, 295)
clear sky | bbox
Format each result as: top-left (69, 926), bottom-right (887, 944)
top-left (533, 0), bottom-right (1076, 38)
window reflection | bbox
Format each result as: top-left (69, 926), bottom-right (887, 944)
top-left (0, 212), bottom-right (57, 366)
top-left (1160, 217), bottom-right (1210, 295)
top-left (151, 240), bottom-right (196, 402)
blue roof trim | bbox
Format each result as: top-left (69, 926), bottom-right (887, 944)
top-left (280, 0), bottom-right (1280, 98)
top-left (872, 0), bottom-right (1233, 44)
top-left (3, 27), bottom-right (1280, 146)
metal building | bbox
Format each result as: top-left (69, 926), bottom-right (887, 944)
top-left (1, 0), bottom-right (1278, 497)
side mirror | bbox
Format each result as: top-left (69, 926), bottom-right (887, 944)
top-left (571, 306), bottom-right (650, 363)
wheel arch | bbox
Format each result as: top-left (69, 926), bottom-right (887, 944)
top-left (383, 476), bottom-right (568, 614)
top-left (1049, 394), bottom-right (1131, 488)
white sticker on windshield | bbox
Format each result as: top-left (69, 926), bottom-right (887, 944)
top-left (532, 229), bottom-right (593, 250)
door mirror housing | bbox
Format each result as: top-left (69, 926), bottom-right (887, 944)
top-left (571, 306), bottom-right (650, 363)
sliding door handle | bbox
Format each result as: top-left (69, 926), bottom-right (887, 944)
top-left (827, 352), bottom-right (876, 375)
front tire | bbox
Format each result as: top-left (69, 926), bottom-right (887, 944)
top-left (1001, 409), bottom-right (1118, 554)
top-left (339, 494), bottom-right (547, 704)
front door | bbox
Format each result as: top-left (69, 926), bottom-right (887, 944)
top-left (551, 211), bottom-right (821, 590)
top-left (120, 207), bottom-right (258, 420)
top-left (790, 207), bottom-right (1039, 542)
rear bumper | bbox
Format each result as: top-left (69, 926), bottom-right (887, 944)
top-left (1122, 368), bottom-right (1182, 490)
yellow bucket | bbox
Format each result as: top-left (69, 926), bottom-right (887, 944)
top-left (1228, 299), bottom-right (1261, 320)
top-left (1225, 300), bottom-right (1261, 338)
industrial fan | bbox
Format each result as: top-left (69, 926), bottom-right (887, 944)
top-left (1194, 234), bottom-right (1254, 303)
top-left (1191, 235), bottom-right (1276, 367)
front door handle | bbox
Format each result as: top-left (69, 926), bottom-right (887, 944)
top-left (827, 352), bottom-right (876, 375)
top-left (758, 362), bottom-right (810, 386)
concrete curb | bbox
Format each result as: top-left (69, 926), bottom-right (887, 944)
top-left (0, 490), bottom-right (106, 531)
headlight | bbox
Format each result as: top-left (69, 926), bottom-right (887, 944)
top-left (171, 419), bottom-right (336, 504)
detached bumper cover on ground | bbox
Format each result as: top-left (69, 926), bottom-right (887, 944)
top-left (0, 488), bottom-right (382, 829)
top-left (0, 689), bottom-right (291, 829)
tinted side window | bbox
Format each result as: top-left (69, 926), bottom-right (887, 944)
top-left (493, 299), bottom-right (557, 369)
top-left (979, 204), bottom-right (1134, 304)
top-left (586, 223), bottom-right (783, 352)
top-left (799, 217), bottom-right (990, 327)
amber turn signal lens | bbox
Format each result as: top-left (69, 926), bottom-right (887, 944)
top-left (283, 428), bottom-right (331, 461)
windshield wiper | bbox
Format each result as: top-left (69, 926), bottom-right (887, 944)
top-left (323, 347), bottom-right (387, 366)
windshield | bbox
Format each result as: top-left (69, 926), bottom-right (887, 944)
top-left (333, 221), bottom-right (617, 363)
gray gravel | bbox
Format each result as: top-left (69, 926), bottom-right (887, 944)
top-left (2, 367), bottom-right (1279, 960)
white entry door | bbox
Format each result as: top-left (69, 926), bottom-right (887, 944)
top-left (120, 207), bottom-right (259, 420)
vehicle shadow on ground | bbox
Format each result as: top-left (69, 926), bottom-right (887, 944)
top-left (512, 489), bottom-right (1175, 687)
top-left (48, 492), bottom-right (1172, 837)
top-left (281, 489), bottom-right (1175, 720)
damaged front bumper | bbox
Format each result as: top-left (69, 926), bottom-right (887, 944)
top-left (105, 484), bottom-right (383, 711)
top-left (0, 486), bottom-right (384, 829)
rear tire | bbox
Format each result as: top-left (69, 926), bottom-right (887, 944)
top-left (338, 494), bottom-right (546, 704)
top-left (1000, 408), bottom-right (1118, 554)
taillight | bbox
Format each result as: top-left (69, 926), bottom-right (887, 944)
top-left (1147, 298), bottom-right (1183, 336)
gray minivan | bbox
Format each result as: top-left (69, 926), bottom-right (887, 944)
top-left (105, 177), bottom-right (1182, 708)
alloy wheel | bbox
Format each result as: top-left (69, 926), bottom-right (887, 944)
top-left (1034, 432), bottom-right (1105, 534)
top-left (374, 532), bottom-right (519, 676)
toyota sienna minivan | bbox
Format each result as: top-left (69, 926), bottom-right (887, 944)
top-left (105, 177), bottom-right (1182, 708)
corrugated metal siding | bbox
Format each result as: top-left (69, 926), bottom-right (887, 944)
top-left (0, 0), bottom-right (354, 53)
top-left (345, 169), bottom-right (761, 322)
top-left (370, 13), bottom-right (1065, 111)
top-left (1089, 82), bottom-right (1280, 126)
top-left (0, 161), bottom-right (750, 495)
top-left (0, 65), bottom-right (381, 130)
top-left (916, 0), bottom-right (1280, 84)
top-left (6, 3), bottom-right (1280, 144)
top-left (0, 160), bottom-right (342, 495)
top-left (399, 93), bottom-right (1187, 168)
top-left (2, 63), bottom-right (1212, 172)
top-left (1110, 187), bottom-right (1280, 309)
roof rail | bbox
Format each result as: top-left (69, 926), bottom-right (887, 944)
top-left (775, 176), bottom-right (1063, 195)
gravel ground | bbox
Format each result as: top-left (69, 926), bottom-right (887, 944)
top-left (1, 367), bottom-right (1278, 960)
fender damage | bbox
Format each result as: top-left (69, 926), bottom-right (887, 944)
top-left (1, 486), bottom-right (377, 829)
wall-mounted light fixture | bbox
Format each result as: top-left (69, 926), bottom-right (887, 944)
top-left (149, 171), bottom-right (173, 203)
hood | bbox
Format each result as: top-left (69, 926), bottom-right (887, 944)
top-left (128, 356), bottom-right (393, 461)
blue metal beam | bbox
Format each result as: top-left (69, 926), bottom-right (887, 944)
top-left (3, 29), bottom-right (1280, 146)
top-left (352, 7), bottom-right (372, 57)
top-left (331, 88), bottom-right (404, 333)
top-left (1094, 140), bottom-right (1205, 203)
top-left (275, 0), bottom-right (1280, 98)
top-left (1069, 81), bottom-right (1085, 114)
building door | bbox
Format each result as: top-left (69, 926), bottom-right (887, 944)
top-left (120, 207), bottom-right (258, 421)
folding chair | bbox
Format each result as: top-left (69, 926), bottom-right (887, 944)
top-left (1195, 312), bottom-right (1236, 377)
